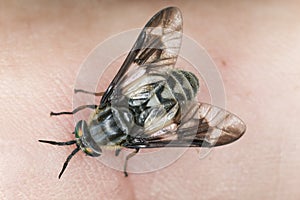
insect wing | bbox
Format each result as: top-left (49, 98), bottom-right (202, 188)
top-left (179, 103), bottom-right (246, 147)
top-left (124, 103), bottom-right (246, 148)
top-left (101, 7), bottom-right (183, 104)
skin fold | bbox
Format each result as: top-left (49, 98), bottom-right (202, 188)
top-left (1, 1), bottom-right (300, 199)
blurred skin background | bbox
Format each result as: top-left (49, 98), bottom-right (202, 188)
top-left (1, 0), bottom-right (300, 199)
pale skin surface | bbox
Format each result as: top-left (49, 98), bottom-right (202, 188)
top-left (1, 1), bottom-right (300, 199)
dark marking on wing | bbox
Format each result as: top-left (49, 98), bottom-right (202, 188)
top-left (123, 103), bottom-right (246, 148)
top-left (100, 7), bottom-right (183, 105)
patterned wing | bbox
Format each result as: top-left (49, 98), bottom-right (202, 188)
top-left (123, 103), bottom-right (246, 148)
top-left (177, 103), bottom-right (246, 147)
top-left (101, 7), bottom-right (183, 105)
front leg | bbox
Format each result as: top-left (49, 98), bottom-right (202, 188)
top-left (50, 104), bottom-right (98, 116)
top-left (50, 89), bottom-right (104, 116)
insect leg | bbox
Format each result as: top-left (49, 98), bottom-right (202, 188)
top-left (123, 148), bottom-right (140, 177)
top-left (50, 104), bottom-right (97, 116)
top-left (74, 89), bottom-right (104, 96)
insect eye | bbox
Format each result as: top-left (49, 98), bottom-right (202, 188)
top-left (75, 120), bottom-right (86, 138)
top-left (83, 147), bottom-right (100, 157)
top-left (84, 147), bottom-right (93, 154)
top-left (75, 127), bottom-right (83, 138)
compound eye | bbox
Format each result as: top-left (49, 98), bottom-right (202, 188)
top-left (75, 120), bottom-right (86, 138)
top-left (83, 147), bottom-right (100, 157)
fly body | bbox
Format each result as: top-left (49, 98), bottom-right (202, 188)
top-left (39, 7), bottom-right (246, 178)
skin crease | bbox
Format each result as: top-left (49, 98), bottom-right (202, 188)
top-left (1, 0), bottom-right (300, 199)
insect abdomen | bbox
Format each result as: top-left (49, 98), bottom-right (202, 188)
top-left (166, 69), bottom-right (199, 101)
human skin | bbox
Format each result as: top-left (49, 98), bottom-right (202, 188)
top-left (1, 1), bottom-right (300, 199)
